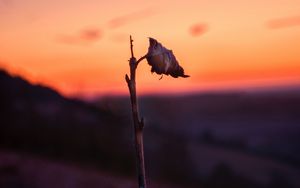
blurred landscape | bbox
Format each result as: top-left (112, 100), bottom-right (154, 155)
top-left (1, 68), bottom-right (300, 188)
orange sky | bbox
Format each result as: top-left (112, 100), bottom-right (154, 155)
top-left (0, 0), bottom-right (300, 98)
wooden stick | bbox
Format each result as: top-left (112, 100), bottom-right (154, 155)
top-left (125, 35), bottom-right (147, 188)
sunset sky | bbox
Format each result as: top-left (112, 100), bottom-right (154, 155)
top-left (1, 0), bottom-right (300, 98)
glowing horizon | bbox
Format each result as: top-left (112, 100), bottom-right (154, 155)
top-left (1, 0), bottom-right (300, 98)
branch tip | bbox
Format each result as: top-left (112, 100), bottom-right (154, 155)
top-left (130, 35), bottom-right (134, 58)
top-left (125, 74), bottom-right (130, 83)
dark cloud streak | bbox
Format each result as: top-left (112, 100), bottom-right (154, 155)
top-left (189, 23), bottom-right (208, 37)
top-left (57, 28), bottom-right (102, 46)
top-left (80, 29), bottom-right (101, 41)
top-left (266, 15), bottom-right (300, 29)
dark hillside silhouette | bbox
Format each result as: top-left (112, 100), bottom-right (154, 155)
top-left (1, 69), bottom-right (300, 187)
top-left (0, 69), bottom-right (135, 174)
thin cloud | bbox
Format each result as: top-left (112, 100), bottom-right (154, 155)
top-left (266, 15), bottom-right (300, 29)
top-left (0, 0), bottom-right (13, 7)
top-left (57, 28), bottom-right (102, 45)
top-left (0, 0), bottom-right (14, 10)
top-left (189, 23), bottom-right (208, 37)
top-left (80, 29), bottom-right (101, 41)
top-left (108, 8), bottom-right (156, 29)
top-left (110, 33), bottom-right (128, 43)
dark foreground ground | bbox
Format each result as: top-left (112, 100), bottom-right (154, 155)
top-left (0, 151), bottom-right (183, 188)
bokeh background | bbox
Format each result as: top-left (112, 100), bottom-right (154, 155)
top-left (0, 0), bottom-right (300, 187)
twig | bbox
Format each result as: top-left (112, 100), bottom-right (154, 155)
top-left (125, 35), bottom-right (147, 188)
top-left (130, 35), bottom-right (134, 58)
top-left (136, 54), bottom-right (148, 67)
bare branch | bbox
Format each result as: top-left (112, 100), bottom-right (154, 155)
top-left (125, 35), bottom-right (147, 188)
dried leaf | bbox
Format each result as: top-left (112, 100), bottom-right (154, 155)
top-left (146, 38), bottom-right (190, 78)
